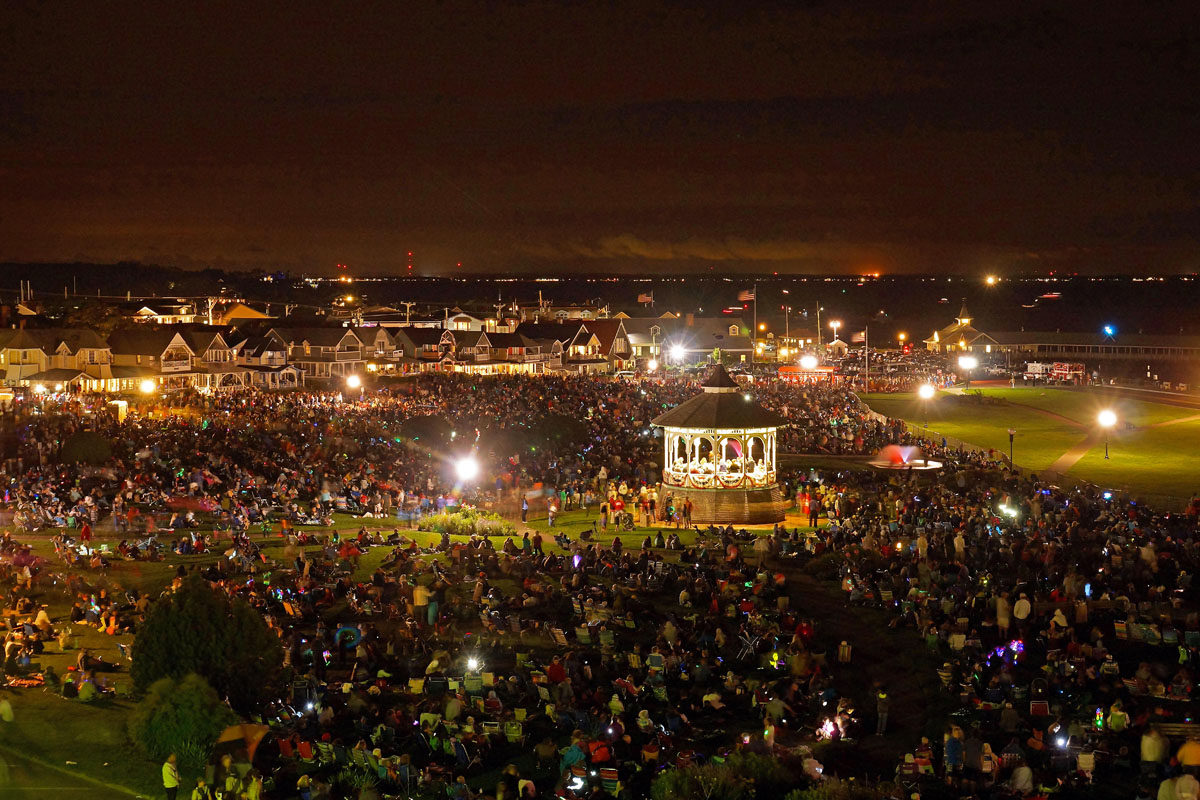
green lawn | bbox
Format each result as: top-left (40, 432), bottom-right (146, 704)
top-left (860, 388), bottom-right (1200, 501)
top-left (860, 391), bottom-right (1084, 473)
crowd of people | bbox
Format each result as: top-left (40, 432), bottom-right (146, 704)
top-left (0, 371), bottom-right (1197, 800)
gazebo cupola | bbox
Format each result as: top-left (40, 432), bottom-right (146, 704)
top-left (651, 365), bottom-right (787, 523)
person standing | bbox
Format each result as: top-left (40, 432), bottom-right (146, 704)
top-left (162, 753), bottom-right (181, 800)
top-left (521, 495), bottom-right (529, 523)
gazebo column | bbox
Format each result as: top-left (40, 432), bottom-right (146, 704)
top-left (738, 433), bottom-right (748, 488)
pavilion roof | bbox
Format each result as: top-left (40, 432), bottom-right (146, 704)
top-left (652, 365), bottom-right (787, 430)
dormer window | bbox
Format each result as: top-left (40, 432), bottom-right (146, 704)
top-left (729, 325), bottom-right (739, 336)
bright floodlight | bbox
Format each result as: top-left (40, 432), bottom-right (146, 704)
top-left (958, 355), bottom-right (978, 370)
top-left (1098, 409), bottom-right (1117, 428)
top-left (918, 384), bottom-right (936, 400)
top-left (345, 374), bottom-right (362, 389)
top-left (670, 344), bottom-right (686, 361)
top-left (138, 379), bottom-right (156, 394)
top-left (647, 359), bottom-right (658, 372)
top-left (32, 383), bottom-right (46, 394)
top-left (467, 657), bottom-right (479, 671)
top-left (799, 355), bottom-right (818, 370)
top-left (986, 275), bottom-right (997, 286)
top-left (455, 456), bottom-right (480, 482)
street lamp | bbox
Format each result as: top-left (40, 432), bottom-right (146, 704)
top-left (670, 344), bottom-right (686, 363)
top-left (1098, 409), bottom-right (1117, 459)
top-left (647, 358), bottom-right (658, 373)
top-left (139, 378), bottom-right (156, 395)
top-left (829, 320), bottom-right (841, 342)
top-left (455, 455), bottom-right (480, 483)
top-left (958, 355), bottom-right (978, 390)
top-left (898, 332), bottom-right (907, 347)
top-left (918, 383), bottom-right (935, 428)
top-left (1007, 428), bottom-right (1016, 465)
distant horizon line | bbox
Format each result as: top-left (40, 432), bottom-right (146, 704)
top-left (2, 260), bottom-right (1198, 282)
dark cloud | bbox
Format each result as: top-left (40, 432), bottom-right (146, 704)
top-left (0, 0), bottom-right (1196, 274)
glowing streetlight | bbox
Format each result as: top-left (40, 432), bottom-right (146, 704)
top-left (345, 374), bottom-right (362, 390)
top-left (829, 320), bottom-right (842, 341)
top-left (800, 354), bottom-right (818, 370)
top-left (758, 322), bottom-right (766, 332)
top-left (779, 347), bottom-right (789, 358)
top-left (1098, 409), bottom-right (1117, 459)
top-left (455, 455), bottom-right (480, 482)
top-left (670, 344), bottom-right (686, 362)
top-left (897, 332), bottom-right (907, 344)
top-left (918, 383), bottom-right (935, 428)
top-left (986, 275), bottom-right (997, 286)
top-left (139, 379), bottom-right (156, 395)
top-left (32, 383), bottom-right (46, 394)
top-left (467, 656), bottom-right (480, 672)
top-left (958, 354), bottom-right (978, 389)
top-left (647, 358), bottom-right (658, 372)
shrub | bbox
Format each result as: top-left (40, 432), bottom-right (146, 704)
top-left (128, 673), bottom-right (237, 767)
top-left (132, 573), bottom-right (284, 712)
top-left (416, 509), bottom-right (515, 538)
top-left (651, 763), bottom-right (746, 800)
top-left (785, 780), bottom-right (900, 800)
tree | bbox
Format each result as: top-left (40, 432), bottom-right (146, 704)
top-left (132, 574), bottom-right (284, 712)
top-left (129, 673), bottom-right (237, 767)
top-left (63, 299), bottom-right (125, 336)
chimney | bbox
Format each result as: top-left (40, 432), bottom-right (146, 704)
top-left (686, 313), bottom-right (695, 327)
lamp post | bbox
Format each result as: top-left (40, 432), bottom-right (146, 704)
top-left (1098, 409), bottom-right (1117, 459)
top-left (1007, 428), bottom-right (1016, 465)
top-left (958, 355), bottom-right (978, 390)
top-left (828, 320), bottom-right (841, 346)
top-left (918, 383), bottom-right (935, 428)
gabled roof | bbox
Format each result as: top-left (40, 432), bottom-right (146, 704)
top-left (181, 329), bottom-right (230, 354)
top-left (580, 319), bottom-right (629, 355)
top-left (353, 326), bottom-right (395, 345)
top-left (485, 332), bottom-right (538, 349)
top-left (107, 329), bottom-right (193, 356)
top-left (514, 322), bottom-right (588, 345)
top-left (237, 332), bottom-right (288, 357)
top-left (451, 330), bottom-right (488, 348)
top-left (0, 328), bottom-right (109, 353)
top-left (393, 327), bottom-right (449, 347)
top-left (269, 326), bottom-right (363, 348)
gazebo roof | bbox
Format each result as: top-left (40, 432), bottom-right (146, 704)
top-left (652, 365), bottom-right (787, 430)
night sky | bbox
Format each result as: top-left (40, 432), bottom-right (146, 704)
top-left (1, 1), bottom-right (1197, 276)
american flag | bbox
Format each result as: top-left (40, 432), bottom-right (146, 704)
top-left (637, 292), bottom-right (654, 304)
top-left (851, 330), bottom-right (866, 343)
top-left (737, 289), bottom-right (755, 302)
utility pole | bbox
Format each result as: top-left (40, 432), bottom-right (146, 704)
top-left (401, 301), bottom-right (416, 325)
top-left (864, 326), bottom-right (869, 391)
top-left (816, 302), bottom-right (822, 349)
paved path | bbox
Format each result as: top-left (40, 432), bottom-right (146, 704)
top-left (1045, 432), bottom-right (1100, 475)
top-left (0, 752), bottom-right (132, 799)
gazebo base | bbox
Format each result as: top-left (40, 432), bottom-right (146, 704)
top-left (657, 483), bottom-right (785, 525)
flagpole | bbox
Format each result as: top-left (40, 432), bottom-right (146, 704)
top-left (752, 282), bottom-right (757, 365)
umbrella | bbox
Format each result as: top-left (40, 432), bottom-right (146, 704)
top-left (214, 723), bottom-right (270, 762)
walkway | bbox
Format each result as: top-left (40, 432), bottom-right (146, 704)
top-left (1045, 432), bottom-right (1100, 475)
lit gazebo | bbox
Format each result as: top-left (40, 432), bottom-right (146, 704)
top-left (652, 365), bottom-right (787, 524)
